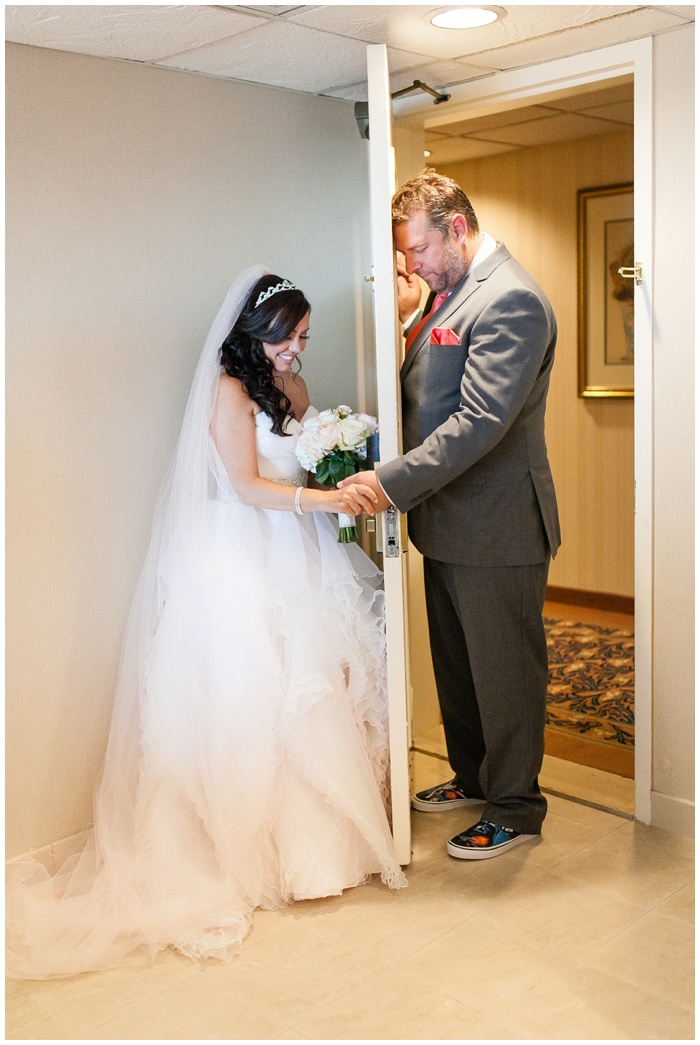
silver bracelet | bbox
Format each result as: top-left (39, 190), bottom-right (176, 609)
top-left (294, 486), bottom-right (305, 516)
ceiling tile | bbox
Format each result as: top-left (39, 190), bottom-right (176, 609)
top-left (468, 112), bottom-right (632, 147)
top-left (158, 20), bottom-right (370, 93)
top-left (427, 137), bottom-right (518, 164)
top-left (5, 2), bottom-right (692, 106)
top-left (288, 5), bottom-right (642, 61)
top-left (321, 56), bottom-right (491, 103)
top-left (233, 5), bottom-right (309, 15)
top-left (422, 81), bottom-right (635, 149)
top-left (438, 105), bottom-right (555, 137)
top-left (384, 55), bottom-right (494, 87)
top-left (288, 5), bottom-right (454, 58)
top-left (424, 130), bottom-right (453, 143)
top-left (320, 82), bottom-right (370, 102)
top-left (4, 5), bottom-right (262, 62)
top-left (576, 100), bottom-right (635, 125)
top-left (464, 7), bottom-right (691, 71)
top-left (543, 82), bottom-right (634, 112)
top-left (648, 6), bottom-right (695, 18)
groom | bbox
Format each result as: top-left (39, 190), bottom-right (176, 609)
top-left (340, 170), bottom-right (560, 859)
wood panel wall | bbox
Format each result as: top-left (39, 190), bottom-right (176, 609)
top-left (439, 128), bottom-right (634, 597)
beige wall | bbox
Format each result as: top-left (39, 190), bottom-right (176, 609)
top-left (6, 43), bottom-right (373, 856)
top-left (649, 26), bottom-right (694, 832)
top-left (439, 129), bottom-right (635, 598)
top-left (7, 25), bottom-right (694, 854)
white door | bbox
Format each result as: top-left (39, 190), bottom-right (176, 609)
top-left (366, 44), bottom-right (411, 864)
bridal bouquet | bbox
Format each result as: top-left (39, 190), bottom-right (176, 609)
top-left (296, 405), bottom-right (378, 542)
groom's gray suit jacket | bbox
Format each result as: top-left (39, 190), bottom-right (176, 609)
top-left (377, 244), bottom-right (560, 566)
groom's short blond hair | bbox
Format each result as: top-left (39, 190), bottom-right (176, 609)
top-left (392, 169), bottom-right (480, 238)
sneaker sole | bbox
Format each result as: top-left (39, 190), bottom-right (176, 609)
top-left (446, 833), bottom-right (537, 860)
top-left (411, 795), bottom-right (483, 812)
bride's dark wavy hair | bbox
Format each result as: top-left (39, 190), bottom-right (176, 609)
top-left (220, 274), bottom-right (311, 436)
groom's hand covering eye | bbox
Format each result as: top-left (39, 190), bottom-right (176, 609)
top-left (396, 256), bottom-right (422, 323)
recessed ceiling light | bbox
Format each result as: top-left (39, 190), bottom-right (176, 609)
top-left (430, 7), bottom-right (503, 30)
top-left (424, 150), bottom-right (432, 157)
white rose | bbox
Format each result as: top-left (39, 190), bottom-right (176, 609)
top-left (357, 413), bottom-right (378, 436)
top-left (295, 434), bottom-right (325, 471)
top-left (317, 421), bottom-right (341, 451)
top-left (317, 409), bottom-right (338, 424)
top-left (296, 450), bottom-right (317, 471)
top-left (337, 415), bottom-right (367, 449)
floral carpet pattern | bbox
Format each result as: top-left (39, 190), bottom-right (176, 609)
top-left (544, 618), bottom-right (635, 749)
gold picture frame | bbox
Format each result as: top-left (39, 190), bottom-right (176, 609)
top-left (577, 183), bottom-right (634, 398)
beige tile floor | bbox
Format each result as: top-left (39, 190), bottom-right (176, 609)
top-left (413, 723), bottom-right (636, 815)
top-left (6, 751), bottom-right (694, 1041)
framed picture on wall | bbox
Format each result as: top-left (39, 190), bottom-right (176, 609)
top-left (577, 183), bottom-right (634, 398)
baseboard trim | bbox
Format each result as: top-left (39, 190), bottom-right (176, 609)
top-left (650, 791), bottom-right (695, 838)
top-left (7, 828), bottom-right (90, 868)
top-left (546, 585), bottom-right (634, 615)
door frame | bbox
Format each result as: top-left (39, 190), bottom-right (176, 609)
top-left (366, 44), bottom-right (412, 864)
top-left (393, 39), bottom-right (654, 824)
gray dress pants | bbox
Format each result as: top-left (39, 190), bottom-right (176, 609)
top-left (423, 556), bottom-right (550, 835)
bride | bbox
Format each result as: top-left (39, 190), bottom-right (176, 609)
top-left (7, 266), bottom-right (407, 979)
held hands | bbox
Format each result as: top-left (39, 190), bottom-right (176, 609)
top-left (397, 259), bottom-right (422, 323)
top-left (337, 471), bottom-right (391, 513)
top-left (325, 481), bottom-right (382, 517)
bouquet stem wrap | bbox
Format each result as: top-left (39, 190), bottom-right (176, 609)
top-left (337, 513), bottom-right (358, 543)
top-left (295, 406), bottom-right (378, 544)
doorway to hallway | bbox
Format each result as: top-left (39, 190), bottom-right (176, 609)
top-left (392, 41), bottom-right (652, 821)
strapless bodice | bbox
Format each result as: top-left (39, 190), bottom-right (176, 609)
top-left (209, 407), bottom-right (317, 502)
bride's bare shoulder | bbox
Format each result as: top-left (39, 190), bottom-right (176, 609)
top-left (213, 373), bottom-right (257, 424)
top-left (216, 374), bottom-right (256, 409)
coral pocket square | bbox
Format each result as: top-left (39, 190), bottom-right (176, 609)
top-left (430, 327), bottom-right (460, 345)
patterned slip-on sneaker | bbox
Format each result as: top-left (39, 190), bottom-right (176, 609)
top-left (447, 820), bottom-right (537, 860)
top-left (411, 778), bottom-right (483, 812)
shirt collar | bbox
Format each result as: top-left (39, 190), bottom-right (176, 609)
top-left (467, 232), bottom-right (498, 275)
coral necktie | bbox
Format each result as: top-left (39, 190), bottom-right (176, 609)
top-left (404, 292), bottom-right (449, 352)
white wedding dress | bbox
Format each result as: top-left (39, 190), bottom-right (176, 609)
top-left (6, 407), bottom-right (406, 979)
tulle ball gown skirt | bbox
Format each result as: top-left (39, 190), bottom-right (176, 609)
top-left (6, 501), bottom-right (406, 979)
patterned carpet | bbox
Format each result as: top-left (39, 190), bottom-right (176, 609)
top-left (544, 618), bottom-right (635, 755)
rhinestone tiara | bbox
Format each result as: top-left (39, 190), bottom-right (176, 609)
top-left (255, 279), bottom-right (298, 308)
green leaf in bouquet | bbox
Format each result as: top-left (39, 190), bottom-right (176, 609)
top-left (316, 459), bottom-right (332, 485)
top-left (315, 449), bottom-right (367, 488)
top-left (343, 452), bottom-right (361, 478)
top-left (328, 455), bottom-right (345, 485)
top-left (340, 451), bottom-right (362, 480)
